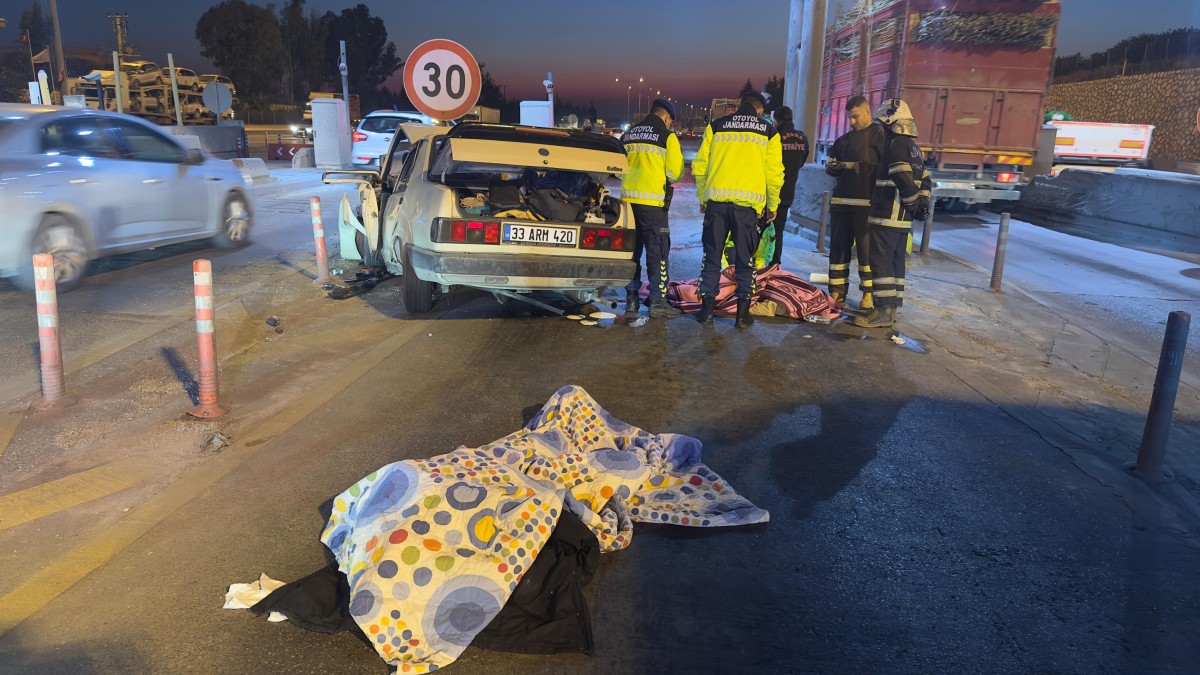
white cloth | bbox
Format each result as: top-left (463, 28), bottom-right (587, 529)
top-left (224, 573), bottom-right (288, 622)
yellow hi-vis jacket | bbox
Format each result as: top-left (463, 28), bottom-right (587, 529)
top-left (693, 103), bottom-right (785, 213)
top-left (620, 114), bottom-right (684, 207)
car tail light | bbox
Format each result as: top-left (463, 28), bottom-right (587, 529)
top-left (611, 231), bottom-right (625, 250)
top-left (581, 229), bottom-right (597, 249)
top-left (450, 220), bottom-right (467, 242)
top-left (579, 228), bottom-right (632, 250)
top-left (466, 220), bottom-right (486, 244)
top-left (484, 222), bottom-right (500, 244)
top-left (997, 172), bottom-right (1017, 183)
top-left (352, 131), bottom-right (368, 142)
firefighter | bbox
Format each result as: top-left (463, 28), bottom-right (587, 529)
top-left (770, 106), bottom-right (809, 267)
top-left (824, 95), bottom-right (885, 308)
top-left (692, 92), bottom-right (785, 329)
top-left (854, 99), bottom-right (931, 328)
top-left (621, 98), bottom-right (685, 319)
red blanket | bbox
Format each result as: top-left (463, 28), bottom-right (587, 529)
top-left (665, 264), bottom-right (842, 321)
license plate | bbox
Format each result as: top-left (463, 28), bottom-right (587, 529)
top-left (503, 224), bottom-right (576, 247)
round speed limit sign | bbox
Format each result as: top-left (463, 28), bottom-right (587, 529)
top-left (403, 39), bottom-right (482, 121)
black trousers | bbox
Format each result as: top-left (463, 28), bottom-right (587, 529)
top-left (700, 201), bottom-right (759, 299)
top-left (625, 204), bottom-right (671, 305)
top-left (869, 225), bottom-right (908, 308)
top-left (829, 209), bottom-right (872, 295)
top-left (769, 202), bottom-right (790, 266)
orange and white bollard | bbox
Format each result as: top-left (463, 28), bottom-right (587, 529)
top-left (31, 254), bottom-right (78, 410)
top-left (310, 197), bottom-right (331, 283)
top-left (187, 259), bottom-right (229, 418)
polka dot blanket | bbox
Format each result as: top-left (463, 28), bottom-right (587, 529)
top-left (320, 384), bottom-right (769, 671)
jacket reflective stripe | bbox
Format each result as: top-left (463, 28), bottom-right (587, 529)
top-left (623, 189), bottom-right (666, 202)
top-left (889, 163), bottom-right (913, 175)
top-left (831, 197), bottom-right (871, 206)
top-left (868, 217), bottom-right (913, 229)
top-left (876, 179), bottom-right (895, 187)
top-left (829, 263), bottom-right (849, 271)
top-left (624, 143), bottom-right (667, 157)
top-left (701, 187), bottom-right (766, 203)
top-left (712, 131), bottom-right (769, 146)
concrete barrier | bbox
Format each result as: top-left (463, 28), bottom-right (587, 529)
top-left (164, 125), bottom-right (243, 159)
top-left (1019, 168), bottom-right (1200, 240)
top-left (787, 165), bottom-right (837, 230)
top-left (230, 158), bottom-right (271, 185)
top-left (291, 147), bottom-right (315, 168)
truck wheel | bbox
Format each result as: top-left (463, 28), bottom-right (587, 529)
top-left (402, 246), bottom-right (435, 314)
top-left (212, 193), bottom-right (252, 248)
top-left (12, 215), bottom-right (90, 293)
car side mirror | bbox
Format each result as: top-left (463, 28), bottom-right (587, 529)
top-left (185, 148), bottom-right (204, 165)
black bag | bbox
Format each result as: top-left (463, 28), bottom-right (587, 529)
top-left (526, 188), bottom-right (583, 222)
top-left (523, 169), bottom-right (592, 198)
top-left (489, 179), bottom-right (523, 210)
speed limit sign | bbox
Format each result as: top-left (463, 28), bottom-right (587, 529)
top-left (403, 39), bottom-right (482, 121)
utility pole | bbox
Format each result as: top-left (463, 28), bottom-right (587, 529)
top-left (338, 40), bottom-right (350, 119)
top-left (48, 0), bottom-right (66, 98)
top-left (785, 0), bottom-right (827, 151)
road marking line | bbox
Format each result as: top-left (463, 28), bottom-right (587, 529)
top-left (0, 411), bottom-right (24, 460)
top-left (0, 315), bottom-right (434, 636)
top-left (0, 459), bottom-right (150, 532)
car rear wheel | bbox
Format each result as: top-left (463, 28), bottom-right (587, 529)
top-left (12, 216), bottom-right (90, 293)
top-left (212, 193), bottom-right (251, 248)
top-left (402, 245), bottom-right (435, 314)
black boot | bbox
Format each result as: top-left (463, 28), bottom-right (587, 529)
top-left (624, 290), bottom-right (639, 318)
top-left (697, 296), bottom-right (714, 325)
top-left (852, 305), bottom-right (896, 328)
top-left (735, 296), bottom-right (753, 329)
top-left (649, 302), bottom-right (681, 319)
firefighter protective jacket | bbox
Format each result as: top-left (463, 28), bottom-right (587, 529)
top-left (777, 121), bottom-right (810, 206)
top-left (826, 123), bottom-right (885, 212)
top-left (693, 103), bottom-right (785, 213)
top-left (869, 131), bottom-right (932, 230)
top-left (620, 114), bottom-right (684, 208)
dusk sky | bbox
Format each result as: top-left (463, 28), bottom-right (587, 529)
top-left (7, 0), bottom-right (1200, 118)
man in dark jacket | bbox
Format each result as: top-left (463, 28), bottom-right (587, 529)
top-left (854, 98), bottom-right (931, 328)
top-left (769, 106), bottom-right (809, 267)
top-left (824, 95), bottom-right (884, 308)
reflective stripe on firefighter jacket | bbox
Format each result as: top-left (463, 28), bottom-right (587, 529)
top-left (693, 103), bottom-right (784, 212)
top-left (621, 114), bottom-right (684, 207)
top-left (826, 122), bottom-right (885, 213)
top-left (868, 133), bottom-right (931, 230)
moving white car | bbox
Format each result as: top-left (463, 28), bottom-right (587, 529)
top-left (351, 110), bottom-right (435, 167)
top-left (171, 67), bottom-right (203, 92)
top-left (325, 122), bottom-right (635, 313)
top-left (121, 61), bottom-right (164, 89)
top-left (0, 104), bottom-right (252, 292)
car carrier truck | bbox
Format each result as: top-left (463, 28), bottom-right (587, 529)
top-left (817, 0), bottom-right (1061, 209)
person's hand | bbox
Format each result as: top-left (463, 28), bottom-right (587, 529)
top-left (699, 203), bottom-right (706, 213)
top-left (826, 159), bottom-right (842, 171)
top-left (762, 208), bottom-right (776, 223)
top-left (911, 199), bottom-right (931, 222)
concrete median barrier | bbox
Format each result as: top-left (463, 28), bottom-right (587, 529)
top-left (231, 158), bottom-right (271, 185)
top-left (1019, 168), bottom-right (1200, 241)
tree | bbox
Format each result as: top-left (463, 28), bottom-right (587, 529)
top-left (195, 0), bottom-right (285, 103)
top-left (0, 49), bottom-right (33, 102)
top-left (280, 0), bottom-right (328, 102)
top-left (320, 5), bottom-right (402, 110)
top-left (738, 79), bottom-right (756, 97)
top-left (18, 1), bottom-right (53, 53)
top-left (763, 75), bottom-right (785, 113)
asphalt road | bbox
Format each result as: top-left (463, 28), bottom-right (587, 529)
top-left (1, 170), bottom-right (1198, 673)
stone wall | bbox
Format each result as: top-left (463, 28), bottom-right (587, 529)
top-left (1046, 69), bottom-right (1200, 168)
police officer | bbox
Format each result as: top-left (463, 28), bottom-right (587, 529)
top-left (854, 99), bottom-right (931, 328)
top-left (621, 98), bottom-right (684, 319)
top-left (692, 92), bottom-right (784, 329)
top-left (770, 106), bottom-right (809, 267)
top-left (825, 95), bottom-right (885, 308)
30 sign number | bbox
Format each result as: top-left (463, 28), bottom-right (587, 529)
top-left (403, 39), bottom-right (481, 121)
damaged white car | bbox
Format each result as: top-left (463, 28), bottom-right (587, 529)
top-left (324, 122), bottom-right (635, 313)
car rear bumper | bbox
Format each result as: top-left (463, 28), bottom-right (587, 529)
top-left (409, 246), bottom-right (636, 290)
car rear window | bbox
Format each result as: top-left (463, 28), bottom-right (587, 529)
top-left (360, 116), bottom-right (405, 134)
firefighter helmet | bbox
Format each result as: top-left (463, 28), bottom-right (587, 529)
top-left (875, 98), bottom-right (919, 137)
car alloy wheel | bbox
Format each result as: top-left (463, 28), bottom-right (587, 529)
top-left (213, 194), bottom-right (251, 248)
top-left (27, 217), bottom-right (89, 292)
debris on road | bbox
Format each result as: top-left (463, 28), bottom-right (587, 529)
top-left (231, 385), bottom-right (768, 671)
top-left (265, 316), bottom-right (281, 327)
top-left (589, 311), bottom-right (617, 320)
top-left (200, 431), bottom-right (230, 453)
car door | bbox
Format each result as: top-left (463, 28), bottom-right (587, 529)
top-left (106, 118), bottom-right (209, 242)
top-left (38, 116), bottom-right (135, 252)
